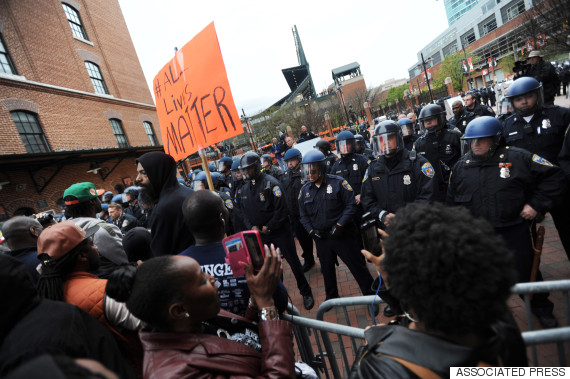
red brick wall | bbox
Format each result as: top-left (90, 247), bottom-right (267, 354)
top-left (0, 158), bottom-right (141, 215)
top-left (0, 0), bottom-right (153, 105)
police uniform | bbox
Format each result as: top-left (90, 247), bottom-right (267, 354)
top-left (503, 105), bottom-right (570, 260)
top-left (403, 134), bottom-right (418, 152)
top-left (217, 190), bottom-right (244, 235)
top-left (448, 110), bottom-right (477, 134)
top-left (330, 153), bottom-right (369, 196)
top-left (447, 145), bottom-right (565, 315)
top-left (263, 165), bottom-right (283, 181)
top-left (281, 168), bottom-right (315, 267)
top-left (124, 201), bottom-right (145, 228)
top-left (231, 179), bottom-right (248, 232)
top-left (299, 174), bottom-right (374, 300)
top-left (467, 102), bottom-right (495, 117)
top-left (112, 212), bottom-right (138, 234)
top-left (413, 128), bottom-right (462, 201)
top-left (324, 152), bottom-right (338, 174)
top-left (361, 149), bottom-right (438, 224)
top-left (240, 173), bottom-right (312, 298)
top-left (221, 173), bottom-right (233, 192)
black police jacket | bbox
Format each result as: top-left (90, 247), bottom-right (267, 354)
top-left (280, 168), bottom-right (304, 217)
top-left (331, 153), bottom-right (369, 195)
top-left (218, 190), bottom-right (246, 234)
top-left (448, 110), bottom-right (477, 133)
top-left (239, 173), bottom-right (288, 232)
top-left (263, 165), bottom-right (283, 181)
top-left (360, 149), bottom-right (438, 221)
top-left (113, 213), bottom-right (138, 234)
top-left (447, 146), bottom-right (565, 228)
top-left (299, 174), bottom-right (357, 232)
top-left (403, 135), bottom-right (418, 152)
top-left (467, 103), bottom-right (495, 117)
top-left (502, 105), bottom-right (570, 164)
top-left (413, 129), bottom-right (462, 192)
top-left (324, 152), bottom-right (338, 174)
top-left (525, 62), bottom-right (560, 102)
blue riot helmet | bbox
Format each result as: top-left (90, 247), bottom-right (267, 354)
top-left (210, 172), bottom-right (225, 190)
top-left (373, 120), bottom-right (404, 157)
top-left (218, 156), bottom-right (233, 172)
top-left (230, 158), bottom-right (241, 181)
top-left (418, 104), bottom-right (446, 133)
top-left (336, 130), bottom-right (356, 155)
top-left (461, 116), bottom-right (503, 159)
top-left (397, 118), bottom-right (415, 137)
top-left (194, 171), bottom-right (224, 191)
top-left (231, 159), bottom-right (241, 171)
top-left (354, 134), bottom-right (365, 153)
top-left (190, 169), bottom-right (202, 181)
top-left (239, 151), bottom-right (261, 180)
top-left (283, 148), bottom-right (302, 171)
top-left (208, 163), bottom-right (217, 173)
top-left (260, 154), bottom-right (273, 166)
top-left (301, 150), bottom-right (326, 183)
top-left (315, 139), bottom-right (332, 155)
top-left (124, 186), bottom-right (140, 202)
top-left (505, 77), bottom-right (543, 116)
top-left (102, 191), bottom-right (114, 204)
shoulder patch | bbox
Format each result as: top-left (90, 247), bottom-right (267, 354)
top-left (421, 162), bottom-right (435, 178)
top-left (298, 189), bottom-right (302, 200)
top-left (362, 169), bottom-right (369, 183)
top-left (532, 154), bottom-right (554, 167)
top-left (341, 180), bottom-right (353, 191)
top-left (225, 198), bottom-right (234, 209)
top-left (272, 185), bottom-right (282, 197)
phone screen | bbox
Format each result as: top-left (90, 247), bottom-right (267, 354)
top-left (362, 224), bottom-right (382, 256)
top-left (244, 233), bottom-right (264, 270)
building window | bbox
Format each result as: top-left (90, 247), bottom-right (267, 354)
top-left (85, 61), bottom-right (109, 94)
top-left (62, 3), bottom-right (89, 40)
top-left (10, 111), bottom-right (51, 153)
top-left (0, 33), bottom-right (17, 75)
top-left (109, 119), bottom-right (129, 148)
top-left (143, 121), bottom-right (158, 146)
top-left (461, 29), bottom-right (477, 46)
top-left (502, 0), bottom-right (525, 23)
top-left (479, 15), bottom-right (497, 36)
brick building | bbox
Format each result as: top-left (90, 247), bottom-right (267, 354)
top-left (0, 0), bottom-right (162, 219)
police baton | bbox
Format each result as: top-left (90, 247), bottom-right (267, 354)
top-left (529, 225), bottom-right (545, 300)
top-left (198, 146), bottom-right (216, 192)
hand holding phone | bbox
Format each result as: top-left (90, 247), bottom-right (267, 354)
top-left (223, 230), bottom-right (265, 277)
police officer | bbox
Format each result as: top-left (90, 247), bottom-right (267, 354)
top-left (464, 92), bottom-right (495, 117)
top-left (281, 148), bottom-right (316, 272)
top-left (331, 131), bottom-right (369, 206)
top-left (397, 118), bottom-right (419, 151)
top-left (502, 77), bottom-right (570, 260)
top-left (108, 203), bottom-right (138, 234)
top-left (448, 100), bottom-right (477, 133)
top-left (355, 134), bottom-right (374, 160)
top-left (238, 152), bottom-right (314, 310)
top-left (413, 104), bottom-right (462, 201)
top-left (123, 187), bottom-right (145, 227)
top-left (261, 154), bottom-right (283, 180)
top-left (361, 121), bottom-right (437, 229)
top-left (217, 156), bottom-right (234, 190)
top-left (230, 159), bottom-right (244, 197)
top-left (230, 159), bottom-right (248, 232)
top-left (447, 116), bottom-right (565, 328)
top-left (298, 150), bottom-right (375, 301)
top-left (315, 139), bottom-right (338, 173)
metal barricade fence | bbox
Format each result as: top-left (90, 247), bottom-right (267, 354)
top-left (284, 280), bottom-right (570, 378)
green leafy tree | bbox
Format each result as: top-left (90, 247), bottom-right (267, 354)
top-left (435, 51), bottom-right (467, 92)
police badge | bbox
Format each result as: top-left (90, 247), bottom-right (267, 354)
top-left (500, 167), bottom-right (510, 178)
top-left (259, 193), bottom-right (265, 202)
top-left (353, 164), bottom-right (358, 171)
top-left (542, 119), bottom-right (551, 129)
top-left (326, 184), bottom-right (333, 194)
top-left (403, 175), bottom-right (411, 185)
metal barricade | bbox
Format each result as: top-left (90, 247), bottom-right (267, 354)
top-left (284, 280), bottom-right (570, 377)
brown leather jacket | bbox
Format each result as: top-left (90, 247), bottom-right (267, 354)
top-left (139, 310), bottom-right (295, 379)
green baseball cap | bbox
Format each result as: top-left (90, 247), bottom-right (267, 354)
top-left (64, 182), bottom-right (99, 205)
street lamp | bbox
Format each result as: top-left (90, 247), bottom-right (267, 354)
top-left (417, 52), bottom-right (434, 103)
top-left (336, 83), bottom-right (351, 127)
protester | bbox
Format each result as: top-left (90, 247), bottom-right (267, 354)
top-left (122, 227), bottom-right (153, 263)
top-left (106, 248), bottom-right (296, 378)
top-left (136, 151), bottom-right (194, 256)
top-left (1, 216), bottom-right (43, 283)
top-left (350, 203), bottom-right (527, 377)
top-left (524, 50), bottom-right (560, 104)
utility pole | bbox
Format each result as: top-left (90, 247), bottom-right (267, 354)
top-left (461, 42), bottom-right (473, 90)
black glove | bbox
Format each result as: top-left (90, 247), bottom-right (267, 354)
top-left (330, 224), bottom-right (342, 238)
top-left (310, 230), bottom-right (323, 240)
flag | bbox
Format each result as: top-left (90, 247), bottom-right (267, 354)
top-left (467, 57), bottom-right (474, 72)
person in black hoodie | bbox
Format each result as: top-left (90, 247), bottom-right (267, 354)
top-left (0, 254), bottom-right (135, 378)
top-left (136, 152), bottom-right (194, 256)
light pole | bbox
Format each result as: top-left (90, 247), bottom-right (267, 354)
top-left (461, 41), bottom-right (473, 90)
top-left (336, 83), bottom-right (350, 127)
top-left (418, 52), bottom-right (434, 103)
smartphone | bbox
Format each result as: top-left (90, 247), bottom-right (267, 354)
top-left (223, 230), bottom-right (265, 277)
top-left (361, 219), bottom-right (383, 257)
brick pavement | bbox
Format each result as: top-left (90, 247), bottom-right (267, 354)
top-left (282, 94), bottom-right (570, 370)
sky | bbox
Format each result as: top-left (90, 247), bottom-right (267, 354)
top-left (117, 0), bottom-right (450, 116)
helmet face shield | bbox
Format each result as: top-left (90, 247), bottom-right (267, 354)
top-left (400, 124), bottom-right (413, 136)
top-left (338, 139), bottom-right (354, 154)
top-left (193, 180), bottom-right (206, 191)
top-left (508, 88), bottom-right (543, 117)
top-left (373, 132), bottom-right (403, 156)
top-left (302, 162), bottom-right (324, 183)
top-left (217, 162), bottom-right (226, 171)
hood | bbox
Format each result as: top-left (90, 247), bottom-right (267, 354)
top-left (0, 254), bottom-right (40, 341)
top-left (136, 152), bottom-right (179, 197)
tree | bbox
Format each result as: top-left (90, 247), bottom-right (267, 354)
top-left (435, 50), bottom-right (482, 92)
top-left (518, 0), bottom-right (570, 57)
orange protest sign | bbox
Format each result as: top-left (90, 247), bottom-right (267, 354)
top-left (153, 22), bottom-right (243, 162)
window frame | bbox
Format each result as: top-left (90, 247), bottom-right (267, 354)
top-left (109, 118), bottom-right (130, 148)
top-left (143, 121), bottom-right (158, 146)
top-left (62, 3), bottom-right (89, 41)
top-left (85, 61), bottom-right (109, 94)
top-left (0, 33), bottom-right (17, 75)
top-left (10, 111), bottom-right (51, 154)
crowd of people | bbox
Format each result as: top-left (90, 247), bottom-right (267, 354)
top-left (1, 57), bottom-right (570, 377)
